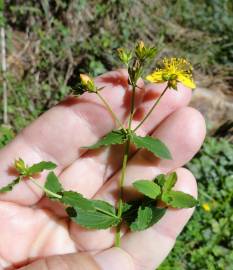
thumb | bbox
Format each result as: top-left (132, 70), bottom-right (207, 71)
top-left (18, 248), bottom-right (134, 270)
top-left (18, 253), bottom-right (100, 270)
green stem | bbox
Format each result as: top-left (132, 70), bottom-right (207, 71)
top-left (96, 91), bottom-right (126, 131)
top-left (115, 84), bottom-right (136, 247)
top-left (29, 177), bottom-right (62, 199)
top-left (128, 84), bottom-right (136, 130)
top-left (133, 84), bottom-right (169, 132)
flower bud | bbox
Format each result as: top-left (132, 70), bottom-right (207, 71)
top-left (117, 48), bottom-right (132, 65)
top-left (137, 41), bottom-right (145, 52)
top-left (135, 40), bottom-right (157, 61)
top-left (15, 158), bottom-right (28, 175)
top-left (80, 74), bottom-right (96, 92)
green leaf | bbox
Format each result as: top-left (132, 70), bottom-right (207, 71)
top-left (130, 205), bottom-right (152, 231)
top-left (66, 200), bottom-right (120, 229)
top-left (84, 129), bottom-right (127, 149)
top-left (62, 191), bottom-right (94, 211)
top-left (130, 133), bottom-right (172, 159)
top-left (148, 207), bottom-right (167, 227)
top-left (0, 177), bottom-right (20, 193)
top-left (28, 161), bottom-right (57, 175)
top-left (163, 172), bottom-right (177, 192)
top-left (92, 200), bottom-right (117, 216)
top-left (45, 172), bottom-right (63, 197)
top-left (154, 174), bottom-right (166, 187)
top-left (162, 190), bottom-right (198, 208)
top-left (122, 200), bottom-right (142, 225)
top-left (123, 199), bottom-right (166, 231)
top-left (133, 180), bottom-right (161, 199)
top-left (122, 202), bottom-right (132, 213)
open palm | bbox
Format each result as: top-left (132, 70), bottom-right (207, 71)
top-left (0, 70), bottom-right (205, 270)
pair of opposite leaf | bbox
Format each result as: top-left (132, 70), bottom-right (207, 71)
top-left (0, 158), bottom-right (197, 232)
top-left (86, 129), bottom-right (172, 160)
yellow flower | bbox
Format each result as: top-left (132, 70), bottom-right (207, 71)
top-left (202, 203), bottom-right (211, 212)
top-left (146, 57), bottom-right (196, 89)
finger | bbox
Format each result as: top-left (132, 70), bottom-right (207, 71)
top-left (0, 201), bottom-right (76, 267)
top-left (18, 249), bottom-right (134, 270)
top-left (0, 70), bottom-right (144, 205)
top-left (58, 83), bottom-right (192, 198)
top-left (120, 168), bottom-right (197, 270)
top-left (18, 250), bottom-right (134, 270)
top-left (69, 107), bottom-right (206, 250)
top-left (19, 253), bottom-right (101, 270)
top-left (95, 248), bottom-right (134, 270)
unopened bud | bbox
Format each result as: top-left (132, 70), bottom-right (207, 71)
top-left (117, 48), bottom-right (132, 65)
top-left (80, 74), bottom-right (96, 92)
top-left (138, 40), bottom-right (145, 52)
top-left (15, 158), bottom-right (28, 175)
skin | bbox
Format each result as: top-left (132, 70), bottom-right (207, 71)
top-left (0, 69), bottom-right (206, 270)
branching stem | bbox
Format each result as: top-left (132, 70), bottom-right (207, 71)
top-left (133, 84), bottom-right (169, 132)
top-left (115, 83), bottom-right (136, 247)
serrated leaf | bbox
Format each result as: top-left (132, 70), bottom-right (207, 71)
top-left (84, 129), bottom-right (127, 149)
top-left (66, 198), bottom-right (120, 229)
top-left (149, 207), bottom-right (167, 227)
top-left (62, 191), bottom-right (94, 211)
top-left (0, 177), bottom-right (20, 193)
top-left (130, 133), bottom-right (172, 159)
top-left (28, 161), bottom-right (57, 175)
top-left (69, 208), bottom-right (120, 229)
top-left (162, 190), bottom-right (198, 208)
top-left (122, 202), bottom-right (133, 213)
top-left (122, 200), bottom-right (141, 226)
top-left (130, 205), bottom-right (152, 231)
top-left (92, 200), bottom-right (117, 216)
top-left (45, 172), bottom-right (63, 197)
top-left (123, 198), bottom-right (166, 231)
top-left (133, 180), bottom-right (161, 199)
top-left (163, 172), bottom-right (177, 192)
top-left (66, 200), bottom-right (120, 229)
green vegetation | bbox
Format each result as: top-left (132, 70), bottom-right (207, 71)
top-left (0, 125), bottom-right (14, 147)
top-left (1, 0), bottom-right (233, 131)
top-left (159, 138), bottom-right (233, 269)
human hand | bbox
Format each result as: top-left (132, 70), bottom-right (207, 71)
top-left (0, 70), bottom-right (206, 270)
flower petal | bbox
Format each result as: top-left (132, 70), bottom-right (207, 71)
top-left (146, 71), bottom-right (164, 83)
top-left (177, 74), bottom-right (196, 89)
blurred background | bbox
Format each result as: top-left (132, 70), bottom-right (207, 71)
top-left (0, 0), bottom-right (232, 269)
